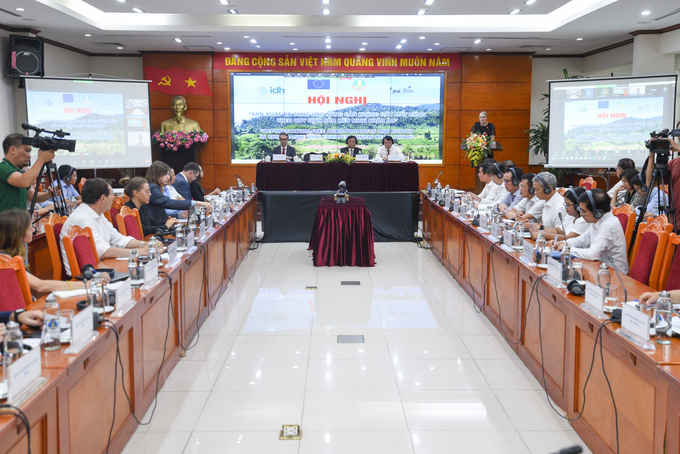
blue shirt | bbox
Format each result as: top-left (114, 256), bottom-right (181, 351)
top-left (495, 187), bottom-right (523, 213)
top-left (42, 180), bottom-right (79, 204)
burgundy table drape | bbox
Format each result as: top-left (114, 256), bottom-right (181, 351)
top-left (256, 162), bottom-right (419, 192)
top-left (308, 197), bottom-right (376, 267)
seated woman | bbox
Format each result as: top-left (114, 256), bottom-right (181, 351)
top-left (124, 177), bottom-right (178, 236)
top-left (190, 165), bottom-right (220, 202)
top-left (531, 187), bottom-right (589, 241)
top-left (0, 209), bottom-right (104, 295)
top-left (145, 162), bottom-right (210, 224)
top-left (612, 169), bottom-right (645, 211)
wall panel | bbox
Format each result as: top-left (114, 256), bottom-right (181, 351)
top-left (462, 54), bottom-right (533, 82)
top-left (461, 83), bottom-right (532, 111)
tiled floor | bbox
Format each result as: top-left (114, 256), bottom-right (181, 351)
top-left (122, 241), bottom-right (592, 454)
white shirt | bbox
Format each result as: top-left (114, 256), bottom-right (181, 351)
top-left (479, 181), bottom-right (502, 206)
top-left (566, 212), bottom-right (629, 274)
top-left (375, 145), bottom-right (404, 161)
top-left (59, 203), bottom-right (135, 276)
top-left (514, 196), bottom-right (544, 222)
top-left (541, 192), bottom-right (568, 230)
top-left (565, 216), bottom-right (589, 236)
top-left (607, 180), bottom-right (623, 198)
top-left (166, 184), bottom-right (181, 200)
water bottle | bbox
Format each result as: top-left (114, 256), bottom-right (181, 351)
top-left (44, 293), bottom-right (61, 351)
top-left (535, 233), bottom-right (546, 263)
top-left (656, 291), bottom-right (673, 345)
top-left (70, 196), bottom-right (77, 214)
top-left (514, 221), bottom-right (524, 249)
top-left (128, 249), bottom-right (140, 280)
top-left (561, 244), bottom-right (573, 283)
top-left (3, 321), bottom-right (23, 377)
top-left (597, 263), bottom-right (610, 289)
top-left (176, 227), bottom-right (186, 251)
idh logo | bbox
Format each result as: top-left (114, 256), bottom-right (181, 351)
top-left (257, 86), bottom-right (285, 94)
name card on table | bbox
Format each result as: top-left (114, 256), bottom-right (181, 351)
top-left (584, 283), bottom-right (605, 312)
top-left (7, 348), bottom-right (41, 404)
top-left (490, 223), bottom-right (503, 239)
top-left (167, 240), bottom-right (178, 265)
top-left (144, 258), bottom-right (159, 285)
top-left (186, 231), bottom-right (195, 250)
top-left (479, 214), bottom-right (489, 230)
top-left (387, 154), bottom-right (401, 162)
top-left (310, 154), bottom-right (324, 162)
top-left (617, 303), bottom-right (656, 350)
top-left (453, 199), bottom-right (460, 212)
top-left (503, 230), bottom-right (514, 246)
top-left (521, 242), bottom-right (536, 266)
top-left (546, 258), bottom-right (565, 288)
top-left (272, 154), bottom-right (287, 162)
top-left (112, 279), bottom-right (135, 318)
top-left (199, 222), bottom-right (205, 241)
top-left (355, 154), bottom-right (369, 162)
top-left (64, 305), bottom-right (97, 354)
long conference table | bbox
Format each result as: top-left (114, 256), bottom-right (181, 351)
top-left (422, 192), bottom-right (680, 454)
top-left (0, 195), bottom-right (257, 454)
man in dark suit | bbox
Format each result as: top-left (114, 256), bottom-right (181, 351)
top-left (339, 135), bottom-right (362, 157)
top-left (173, 162), bottom-right (200, 200)
top-left (270, 133), bottom-right (296, 161)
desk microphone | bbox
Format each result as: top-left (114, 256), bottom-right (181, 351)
top-left (234, 174), bottom-right (244, 189)
top-left (434, 170), bottom-right (443, 187)
top-left (608, 254), bottom-right (628, 305)
top-left (558, 212), bottom-right (568, 242)
top-left (551, 447), bottom-right (582, 454)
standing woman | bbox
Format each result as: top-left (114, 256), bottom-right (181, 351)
top-left (471, 111), bottom-right (496, 142)
top-left (145, 161), bottom-right (209, 218)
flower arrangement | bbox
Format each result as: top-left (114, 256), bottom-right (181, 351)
top-left (324, 152), bottom-right (355, 165)
top-left (461, 132), bottom-right (491, 167)
top-left (152, 130), bottom-right (209, 151)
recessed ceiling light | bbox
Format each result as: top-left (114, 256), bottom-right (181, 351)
top-left (132, 7), bottom-right (144, 13)
top-left (243, 36), bottom-right (249, 38)
top-left (427, 48), bottom-right (432, 51)
top-left (322, 0), bottom-right (330, 3)
top-left (486, 48), bottom-right (492, 51)
top-left (289, 42), bottom-right (295, 45)
top-left (425, 0), bottom-right (435, 5)
top-left (509, 9), bottom-right (521, 14)
top-left (359, 48), bottom-right (365, 51)
top-left (326, 45), bottom-right (331, 49)
top-left (576, 38), bottom-right (583, 41)
top-left (641, 10), bottom-right (651, 15)
top-left (250, 39), bottom-right (257, 43)
top-left (255, 45), bottom-right (261, 48)
top-left (174, 38), bottom-right (182, 43)
top-left (224, 47), bottom-right (230, 50)
top-left (218, 0), bottom-right (229, 4)
top-left (325, 37), bottom-right (331, 43)
top-left (545, 47), bottom-right (551, 50)
top-left (15, 7), bottom-right (24, 11)
top-left (419, 36), bottom-right (425, 40)
top-left (434, 42), bottom-right (440, 45)
top-left (117, 46), bottom-right (123, 49)
top-left (293, 48), bottom-right (298, 51)
top-left (400, 39), bottom-right (407, 43)
top-left (525, 0), bottom-right (536, 4)
top-left (323, 8), bottom-right (330, 14)
top-left (396, 45), bottom-right (402, 49)
top-left (117, 0), bottom-right (125, 2)
top-left (84, 34), bottom-right (91, 37)
top-left (417, 9), bottom-right (425, 15)
top-left (228, 9), bottom-right (237, 13)
top-left (473, 39), bottom-right (482, 44)
top-left (361, 42), bottom-right (368, 45)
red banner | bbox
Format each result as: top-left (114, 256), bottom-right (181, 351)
top-left (213, 52), bottom-right (461, 72)
top-left (144, 66), bottom-right (212, 96)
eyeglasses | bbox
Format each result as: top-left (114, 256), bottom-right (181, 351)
top-left (579, 207), bottom-right (591, 216)
top-left (503, 179), bottom-right (513, 184)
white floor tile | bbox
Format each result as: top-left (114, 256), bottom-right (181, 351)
top-left (494, 390), bottom-right (572, 431)
top-left (121, 432), bottom-right (190, 454)
top-left (182, 335), bottom-right (236, 361)
top-left (459, 334), bottom-right (518, 360)
top-left (385, 333), bottom-right (471, 360)
top-left (475, 359), bottom-right (543, 391)
top-left (393, 359), bottom-right (489, 391)
top-left (228, 335), bottom-right (311, 360)
top-left (411, 430), bottom-right (530, 454)
top-left (213, 359), bottom-right (308, 390)
top-left (141, 391), bottom-right (210, 433)
top-left (183, 432), bottom-right (300, 454)
top-left (519, 431), bottom-right (593, 454)
top-left (306, 359), bottom-right (398, 390)
top-left (311, 313), bottom-right (385, 335)
top-left (160, 360), bottom-right (223, 392)
top-left (309, 333), bottom-right (390, 360)
top-left (299, 431), bottom-right (415, 454)
top-left (241, 315), bottom-right (313, 335)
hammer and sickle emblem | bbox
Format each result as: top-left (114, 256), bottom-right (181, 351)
top-left (158, 76), bottom-right (171, 86)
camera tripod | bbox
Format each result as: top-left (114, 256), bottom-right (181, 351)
top-left (28, 160), bottom-right (70, 224)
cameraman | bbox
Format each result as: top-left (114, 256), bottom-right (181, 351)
top-left (644, 136), bottom-right (680, 228)
top-left (0, 133), bottom-right (56, 213)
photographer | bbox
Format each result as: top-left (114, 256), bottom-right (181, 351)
top-left (644, 137), bottom-right (680, 228)
top-left (0, 133), bottom-right (56, 213)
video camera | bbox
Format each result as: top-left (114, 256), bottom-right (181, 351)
top-left (21, 122), bottom-right (76, 152)
top-left (645, 129), bottom-right (680, 154)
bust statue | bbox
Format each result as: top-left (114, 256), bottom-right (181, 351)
top-left (158, 95), bottom-right (201, 133)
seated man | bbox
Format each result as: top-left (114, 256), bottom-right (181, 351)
top-left (375, 136), bottom-right (404, 161)
top-left (39, 165), bottom-right (82, 211)
top-left (270, 132), bottom-right (296, 161)
top-left (555, 189), bottom-right (629, 274)
top-left (506, 173), bottom-right (544, 223)
top-left (533, 187), bottom-right (589, 241)
top-left (172, 162), bottom-right (200, 201)
top-left (466, 159), bottom-right (502, 205)
top-left (528, 172), bottom-right (568, 231)
top-left (60, 178), bottom-right (148, 276)
top-left (340, 135), bottom-right (362, 157)
top-left (495, 167), bottom-right (523, 215)
top-left (481, 161), bottom-right (508, 207)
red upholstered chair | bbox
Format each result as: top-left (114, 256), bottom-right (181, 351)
top-left (628, 220), bottom-right (669, 290)
top-left (116, 206), bottom-right (144, 240)
top-left (659, 233), bottom-right (680, 291)
top-left (612, 204), bottom-right (635, 261)
top-left (0, 254), bottom-right (32, 311)
top-left (104, 197), bottom-right (124, 230)
top-left (78, 177), bottom-right (87, 193)
top-left (44, 213), bottom-right (69, 281)
top-left (557, 188), bottom-right (565, 196)
top-left (579, 177), bottom-right (597, 190)
top-left (62, 225), bottom-right (99, 277)
top-left (652, 214), bottom-right (674, 233)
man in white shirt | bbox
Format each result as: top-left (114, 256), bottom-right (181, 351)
top-left (506, 173), bottom-right (544, 223)
top-left (530, 172), bottom-right (568, 230)
top-left (375, 136), bottom-right (404, 161)
top-left (60, 178), bottom-right (149, 276)
top-left (495, 167), bottom-right (523, 215)
top-left (556, 189), bottom-right (629, 274)
top-left (467, 160), bottom-right (502, 205)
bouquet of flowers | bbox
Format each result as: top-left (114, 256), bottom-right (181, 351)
top-left (152, 130), bottom-right (209, 151)
top-left (324, 152), bottom-right (355, 165)
top-left (461, 132), bottom-right (491, 167)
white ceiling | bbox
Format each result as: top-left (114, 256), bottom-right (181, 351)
top-left (1, 0), bottom-right (679, 55)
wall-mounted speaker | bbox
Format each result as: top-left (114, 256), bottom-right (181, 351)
top-left (8, 34), bottom-right (44, 77)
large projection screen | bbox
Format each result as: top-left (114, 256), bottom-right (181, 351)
top-left (230, 73), bottom-right (444, 163)
top-left (547, 74), bottom-right (677, 168)
top-left (24, 77), bottom-right (152, 169)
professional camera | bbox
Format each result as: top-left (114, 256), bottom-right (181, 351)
top-left (645, 129), bottom-right (680, 155)
top-left (20, 123), bottom-right (76, 152)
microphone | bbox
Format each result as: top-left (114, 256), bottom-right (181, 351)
top-left (234, 174), bottom-right (244, 189)
top-left (558, 212), bottom-right (567, 242)
top-left (434, 170), bottom-right (443, 187)
top-left (82, 264), bottom-right (96, 281)
top-left (21, 122), bottom-right (44, 133)
top-left (608, 254), bottom-right (628, 305)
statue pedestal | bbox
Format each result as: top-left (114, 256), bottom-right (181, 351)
top-left (159, 143), bottom-right (202, 174)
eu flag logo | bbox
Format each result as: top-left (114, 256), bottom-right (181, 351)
top-left (598, 101), bottom-right (609, 109)
top-left (308, 79), bottom-right (330, 90)
top-left (63, 94), bottom-right (74, 102)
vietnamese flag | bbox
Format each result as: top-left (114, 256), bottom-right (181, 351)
top-left (144, 66), bottom-right (212, 96)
